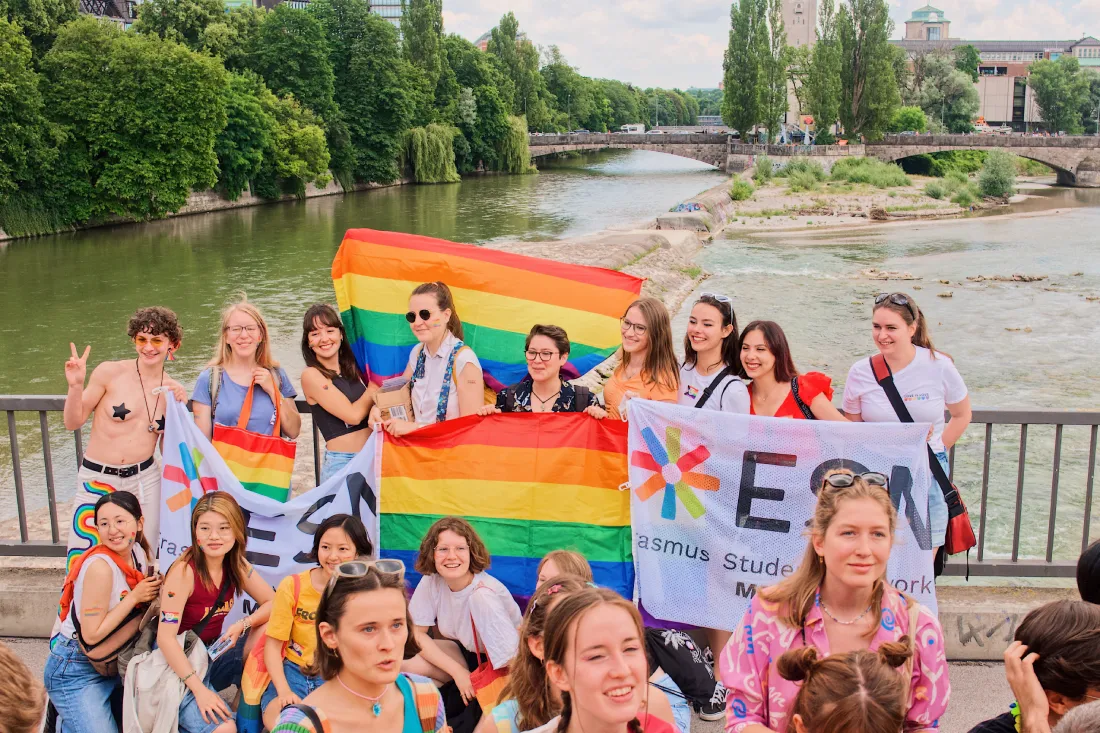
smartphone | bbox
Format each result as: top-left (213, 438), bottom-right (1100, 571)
top-left (207, 635), bottom-right (235, 661)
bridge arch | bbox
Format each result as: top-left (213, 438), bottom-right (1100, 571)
top-left (871, 146), bottom-right (1075, 183)
top-left (527, 133), bottom-right (730, 171)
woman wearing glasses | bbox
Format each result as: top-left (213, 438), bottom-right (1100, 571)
top-left (477, 325), bottom-right (607, 417)
top-left (841, 292), bottom-right (971, 554)
top-left (679, 293), bottom-right (749, 414)
top-left (718, 471), bottom-right (950, 733)
top-left (270, 559), bottom-right (448, 733)
top-left (192, 298), bottom-right (300, 441)
top-left (603, 297), bottom-right (680, 421)
top-left (370, 281), bottom-right (485, 437)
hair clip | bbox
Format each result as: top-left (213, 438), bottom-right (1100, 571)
top-left (547, 584), bottom-right (563, 595)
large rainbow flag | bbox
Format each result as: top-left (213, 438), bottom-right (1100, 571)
top-left (332, 229), bottom-right (645, 391)
top-left (378, 413), bottom-right (633, 598)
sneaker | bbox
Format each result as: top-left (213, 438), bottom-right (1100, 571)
top-left (696, 702), bottom-right (725, 722)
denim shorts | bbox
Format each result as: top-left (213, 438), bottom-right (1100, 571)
top-left (175, 630), bottom-right (249, 733)
top-left (43, 637), bottom-right (121, 733)
top-left (320, 450), bottom-right (357, 483)
top-left (260, 657), bottom-right (324, 712)
top-left (928, 451), bottom-right (950, 548)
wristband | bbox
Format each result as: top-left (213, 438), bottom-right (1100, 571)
top-left (242, 617), bottom-right (252, 635)
top-left (181, 671), bottom-right (195, 684)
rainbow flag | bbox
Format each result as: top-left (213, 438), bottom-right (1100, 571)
top-left (379, 413), bottom-right (633, 598)
top-left (332, 229), bottom-right (644, 391)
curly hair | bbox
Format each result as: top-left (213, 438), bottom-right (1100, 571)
top-left (413, 516), bottom-right (491, 576)
top-left (127, 306), bottom-right (182, 346)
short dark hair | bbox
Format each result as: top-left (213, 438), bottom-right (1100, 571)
top-left (127, 306), bottom-right (182, 346)
top-left (311, 514), bottom-right (373, 563)
top-left (738, 320), bottom-right (798, 382)
top-left (1015, 600), bottom-right (1100, 700)
top-left (414, 517), bottom-right (491, 576)
top-left (1078, 540), bottom-right (1100, 605)
top-left (526, 324), bottom-right (570, 356)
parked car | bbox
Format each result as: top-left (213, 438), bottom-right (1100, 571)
top-left (645, 129), bottom-right (665, 135)
top-left (571, 129), bottom-right (591, 134)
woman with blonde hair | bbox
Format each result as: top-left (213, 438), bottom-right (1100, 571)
top-left (719, 470), bottom-right (950, 733)
top-left (603, 297), bottom-right (679, 421)
top-left (192, 298), bottom-right (300, 441)
top-left (157, 492), bottom-right (276, 733)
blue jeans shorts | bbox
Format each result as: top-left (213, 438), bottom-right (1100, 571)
top-left (260, 657), bottom-right (324, 712)
top-left (44, 637), bottom-right (120, 733)
top-left (320, 450), bottom-right (357, 483)
top-left (929, 450), bottom-right (950, 548)
top-left (176, 630), bottom-right (249, 733)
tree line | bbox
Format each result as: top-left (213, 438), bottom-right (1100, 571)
top-left (0, 1), bottom-right (696, 237)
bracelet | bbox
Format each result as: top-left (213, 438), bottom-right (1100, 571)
top-left (242, 617), bottom-right (252, 635)
top-left (180, 671), bottom-right (195, 684)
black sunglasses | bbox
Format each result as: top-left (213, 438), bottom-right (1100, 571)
top-left (874, 293), bottom-right (916, 320)
top-left (405, 309), bottom-right (432, 324)
top-left (821, 471), bottom-right (889, 490)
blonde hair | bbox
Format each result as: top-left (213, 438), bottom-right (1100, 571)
top-left (538, 550), bottom-right (594, 583)
top-left (760, 470), bottom-right (898, 631)
top-left (617, 297), bottom-right (679, 391)
top-left (208, 296), bottom-right (279, 370)
top-left (873, 292), bottom-right (939, 359)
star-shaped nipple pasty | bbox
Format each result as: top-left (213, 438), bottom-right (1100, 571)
top-left (155, 416), bottom-right (166, 432)
top-left (112, 403), bottom-right (131, 420)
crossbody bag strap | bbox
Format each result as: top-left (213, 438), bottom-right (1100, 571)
top-left (790, 376), bottom-right (815, 420)
top-left (573, 384), bottom-right (592, 411)
top-left (209, 366), bottom-right (221, 423)
top-left (282, 704), bottom-right (327, 733)
top-left (694, 366), bottom-right (734, 409)
top-left (191, 570), bottom-right (234, 639)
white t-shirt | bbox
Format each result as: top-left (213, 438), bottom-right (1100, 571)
top-left (405, 331), bottom-right (482, 423)
top-left (408, 572), bottom-right (523, 670)
top-left (58, 546), bottom-right (149, 640)
top-left (677, 364), bottom-right (750, 414)
top-left (842, 346), bottom-right (968, 454)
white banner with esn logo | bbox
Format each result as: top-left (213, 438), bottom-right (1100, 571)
top-left (627, 399), bottom-right (936, 630)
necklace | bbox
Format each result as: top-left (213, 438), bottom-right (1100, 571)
top-left (819, 599), bottom-right (873, 625)
top-left (135, 359), bottom-right (164, 433)
top-left (531, 386), bottom-right (561, 409)
top-left (337, 674), bottom-right (390, 716)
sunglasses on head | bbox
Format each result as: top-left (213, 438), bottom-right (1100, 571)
top-left (821, 471), bottom-right (889, 490)
top-left (700, 292), bottom-right (733, 317)
top-left (874, 293), bottom-right (916, 320)
top-left (324, 558), bottom-right (406, 594)
top-left (405, 310), bottom-right (432, 324)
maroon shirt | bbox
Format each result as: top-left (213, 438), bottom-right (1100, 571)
top-left (180, 558), bottom-right (236, 644)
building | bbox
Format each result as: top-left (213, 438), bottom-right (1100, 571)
top-left (783, 0), bottom-right (816, 49)
top-left (369, 0), bottom-right (402, 27)
top-left (892, 5), bottom-right (1100, 131)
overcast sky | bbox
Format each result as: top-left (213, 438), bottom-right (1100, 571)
top-left (442, 0), bottom-right (1100, 89)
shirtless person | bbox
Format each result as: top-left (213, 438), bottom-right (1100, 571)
top-left (62, 307), bottom-right (187, 569)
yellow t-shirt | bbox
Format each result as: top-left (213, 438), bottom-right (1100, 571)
top-left (603, 370), bottom-right (678, 420)
top-left (266, 570), bottom-right (322, 668)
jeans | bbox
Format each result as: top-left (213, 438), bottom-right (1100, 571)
top-left (260, 658), bottom-right (324, 712)
top-left (929, 451), bottom-right (950, 548)
top-left (43, 638), bottom-right (120, 733)
top-left (170, 631), bottom-right (249, 733)
top-left (320, 450), bottom-right (356, 483)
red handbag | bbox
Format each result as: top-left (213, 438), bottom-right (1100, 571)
top-left (468, 614), bottom-right (509, 709)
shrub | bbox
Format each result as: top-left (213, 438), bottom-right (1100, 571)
top-left (1014, 156), bottom-right (1052, 176)
top-left (729, 178), bottom-right (754, 201)
top-left (815, 129), bottom-right (836, 145)
top-left (830, 157), bottom-right (911, 188)
top-left (777, 157), bottom-right (826, 181)
top-left (753, 155), bottom-right (774, 184)
top-left (944, 170), bottom-right (969, 190)
top-left (951, 184), bottom-right (979, 207)
top-left (888, 105), bottom-right (928, 133)
top-left (787, 169), bottom-right (821, 192)
top-left (979, 150), bottom-right (1017, 198)
top-left (924, 181), bottom-right (947, 199)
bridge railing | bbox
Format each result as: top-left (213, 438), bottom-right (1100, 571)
top-left (528, 133), bottom-right (730, 146)
top-left (2, 398), bottom-right (1097, 578)
top-left (875, 134), bottom-right (1100, 149)
top-left (727, 143), bottom-right (867, 157)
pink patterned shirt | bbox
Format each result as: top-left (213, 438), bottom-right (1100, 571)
top-left (718, 586), bottom-right (949, 733)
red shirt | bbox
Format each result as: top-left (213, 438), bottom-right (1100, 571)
top-left (748, 372), bottom-right (834, 419)
top-left (180, 558), bottom-right (236, 643)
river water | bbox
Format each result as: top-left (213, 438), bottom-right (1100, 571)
top-left (2, 150), bottom-right (1098, 564)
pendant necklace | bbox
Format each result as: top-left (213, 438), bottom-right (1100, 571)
top-left (337, 674), bottom-right (390, 716)
top-left (136, 359), bottom-right (164, 433)
top-left (531, 387), bottom-right (560, 412)
top-left (819, 600), bottom-right (873, 625)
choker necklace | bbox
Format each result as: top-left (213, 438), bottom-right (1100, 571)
top-left (819, 600), bottom-right (873, 626)
top-left (136, 359), bottom-right (164, 433)
top-left (337, 674), bottom-right (390, 716)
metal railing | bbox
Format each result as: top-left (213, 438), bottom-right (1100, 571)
top-left (3, 398), bottom-right (1097, 576)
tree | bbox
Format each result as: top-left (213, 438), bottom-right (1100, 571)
top-left (0, 17), bottom-right (52, 203)
top-left (402, 0), bottom-right (456, 125)
top-left (133, 0), bottom-right (224, 49)
top-left (252, 91), bottom-right (331, 198)
top-left (0, 0), bottom-right (77, 57)
top-left (216, 71), bottom-right (277, 200)
top-left (758, 0), bottom-right (789, 142)
top-left (602, 79), bottom-right (645, 128)
top-left (1027, 56), bottom-right (1090, 134)
top-left (918, 53), bottom-right (979, 133)
top-left (252, 5), bottom-right (335, 119)
top-left (445, 33), bottom-right (511, 172)
top-left (887, 105), bottom-right (927, 133)
top-left (722, 0), bottom-right (765, 135)
top-left (805, 0), bottom-right (841, 142)
top-left (837, 0), bottom-right (900, 139)
top-left (487, 12), bottom-right (551, 130)
top-left (786, 45), bottom-right (811, 120)
top-left (685, 88), bottom-right (723, 117)
top-left (953, 44), bottom-right (981, 83)
top-left (1082, 74), bottom-right (1100, 135)
top-left (201, 4), bottom-right (266, 71)
top-left (40, 17), bottom-right (227, 222)
top-left (978, 149), bottom-right (1016, 198)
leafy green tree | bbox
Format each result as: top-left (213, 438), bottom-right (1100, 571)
top-left (887, 105), bottom-right (927, 133)
top-left (786, 45), bottom-right (810, 120)
top-left (542, 45), bottom-right (601, 130)
top-left (805, 0), bottom-right (841, 142)
top-left (201, 4), bottom-right (266, 71)
top-left (40, 17), bottom-right (226, 222)
top-left (402, 0), bottom-right (456, 124)
top-left (252, 91), bottom-right (331, 198)
top-left (722, 0), bottom-right (765, 135)
top-left (758, 0), bottom-right (789, 142)
top-left (685, 88), bottom-right (724, 117)
top-left (252, 4), bottom-right (335, 119)
top-left (953, 44), bottom-right (981, 83)
top-left (601, 79), bottom-right (645, 128)
top-left (918, 52), bottom-right (979, 133)
top-left (445, 33), bottom-right (511, 172)
top-left (487, 12), bottom-right (552, 130)
top-left (0, 0), bottom-right (77, 57)
top-left (837, 0), bottom-right (899, 139)
top-left (0, 17), bottom-right (52, 203)
top-left (1082, 74), bottom-right (1100, 135)
top-left (978, 149), bottom-right (1016, 198)
top-left (1027, 56), bottom-right (1090, 134)
top-left (133, 0), bottom-right (224, 49)
top-left (215, 70), bottom-right (277, 200)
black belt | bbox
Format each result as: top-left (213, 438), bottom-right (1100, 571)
top-left (81, 456), bottom-right (155, 479)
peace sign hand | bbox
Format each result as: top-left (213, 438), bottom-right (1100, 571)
top-left (66, 343), bottom-right (91, 388)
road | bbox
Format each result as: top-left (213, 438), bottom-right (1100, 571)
top-left (6, 638), bottom-right (1012, 733)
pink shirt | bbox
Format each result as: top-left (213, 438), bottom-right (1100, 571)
top-left (718, 585), bottom-right (949, 733)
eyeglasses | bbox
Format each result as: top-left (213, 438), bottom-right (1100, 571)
top-left (525, 349), bottom-right (560, 362)
top-left (226, 325), bottom-right (260, 337)
top-left (874, 293), bottom-right (916, 320)
top-left (325, 559), bottom-right (406, 594)
top-left (134, 334), bottom-right (169, 348)
top-left (620, 317), bottom-right (648, 336)
top-left (821, 472), bottom-right (889, 490)
top-left (405, 309), bottom-right (432, 324)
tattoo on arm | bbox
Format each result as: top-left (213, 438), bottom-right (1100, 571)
top-left (83, 607), bottom-right (105, 618)
top-left (161, 611), bottom-right (181, 625)
top-left (247, 566), bottom-right (254, 578)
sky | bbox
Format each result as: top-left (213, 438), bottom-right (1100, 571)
top-left (442, 0), bottom-right (1100, 90)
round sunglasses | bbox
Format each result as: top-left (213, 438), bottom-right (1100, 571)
top-left (821, 471), bottom-right (889, 490)
top-left (405, 309), bottom-right (433, 324)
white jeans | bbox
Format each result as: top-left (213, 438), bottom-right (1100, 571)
top-left (64, 459), bottom-right (162, 571)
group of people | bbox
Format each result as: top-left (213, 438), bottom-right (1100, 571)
top-left (45, 274), bottom-right (1098, 733)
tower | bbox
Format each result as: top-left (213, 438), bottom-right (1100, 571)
top-left (783, 0), bottom-right (817, 49)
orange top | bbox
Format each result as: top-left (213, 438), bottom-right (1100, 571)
top-left (603, 370), bottom-right (678, 420)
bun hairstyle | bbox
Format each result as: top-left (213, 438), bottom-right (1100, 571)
top-left (872, 292), bottom-right (938, 358)
top-left (411, 281), bottom-right (463, 340)
top-left (545, 587), bottom-right (647, 733)
top-left (777, 644), bottom-right (912, 733)
top-left (683, 295), bottom-right (741, 373)
top-left (93, 491), bottom-right (151, 559)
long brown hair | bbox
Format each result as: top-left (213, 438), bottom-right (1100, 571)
top-left (500, 576), bottom-right (588, 729)
top-left (178, 492), bottom-right (249, 593)
top-left (411, 281), bottom-right (463, 340)
top-left (617, 297), bottom-right (678, 391)
top-left (873, 292), bottom-right (939, 358)
top-left (207, 296), bottom-right (279, 370)
top-left (538, 550), bottom-right (594, 583)
top-left (760, 470), bottom-right (898, 631)
top-left (776, 645), bottom-right (912, 733)
top-left (545, 587), bottom-right (648, 733)
top-left (301, 303), bottom-right (363, 382)
top-left (683, 295), bottom-right (740, 373)
top-left (738, 320), bottom-right (798, 382)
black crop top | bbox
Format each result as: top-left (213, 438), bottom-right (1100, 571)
top-left (310, 375), bottom-right (371, 441)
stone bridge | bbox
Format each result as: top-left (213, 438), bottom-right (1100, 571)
top-left (528, 133), bottom-right (1100, 187)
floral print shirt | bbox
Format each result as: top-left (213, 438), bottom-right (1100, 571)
top-left (718, 586), bottom-right (949, 733)
top-left (494, 375), bottom-right (591, 413)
